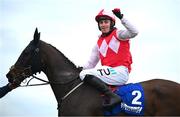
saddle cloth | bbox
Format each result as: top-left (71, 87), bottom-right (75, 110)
top-left (104, 83), bottom-right (145, 116)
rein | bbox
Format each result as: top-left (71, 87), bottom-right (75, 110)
top-left (20, 75), bottom-right (50, 87)
top-left (20, 74), bottom-right (80, 87)
top-left (22, 73), bottom-right (84, 113)
top-left (10, 61), bottom-right (82, 103)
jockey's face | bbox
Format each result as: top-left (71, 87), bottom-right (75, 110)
top-left (99, 19), bottom-right (111, 33)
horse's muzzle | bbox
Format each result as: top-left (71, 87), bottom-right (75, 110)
top-left (6, 72), bottom-right (13, 83)
top-left (6, 65), bottom-right (31, 84)
top-left (6, 71), bottom-right (24, 85)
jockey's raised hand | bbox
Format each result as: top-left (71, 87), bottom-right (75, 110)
top-left (112, 8), bottom-right (123, 19)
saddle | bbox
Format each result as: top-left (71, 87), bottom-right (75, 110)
top-left (104, 83), bottom-right (145, 116)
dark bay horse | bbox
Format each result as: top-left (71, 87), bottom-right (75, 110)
top-left (6, 28), bottom-right (180, 116)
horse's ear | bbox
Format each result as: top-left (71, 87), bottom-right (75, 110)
top-left (33, 28), bottom-right (40, 45)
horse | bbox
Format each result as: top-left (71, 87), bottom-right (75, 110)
top-left (6, 28), bottom-right (180, 116)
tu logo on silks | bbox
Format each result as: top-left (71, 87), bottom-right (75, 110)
top-left (97, 68), bottom-right (117, 76)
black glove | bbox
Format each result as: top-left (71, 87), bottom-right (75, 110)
top-left (112, 8), bottom-right (123, 19)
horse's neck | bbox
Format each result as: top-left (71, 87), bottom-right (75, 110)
top-left (39, 41), bottom-right (80, 100)
top-left (40, 41), bottom-right (79, 79)
top-left (38, 42), bottom-right (103, 115)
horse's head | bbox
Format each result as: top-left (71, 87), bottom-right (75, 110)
top-left (6, 28), bottom-right (42, 84)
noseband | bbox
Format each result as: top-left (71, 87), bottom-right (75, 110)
top-left (8, 65), bottom-right (33, 84)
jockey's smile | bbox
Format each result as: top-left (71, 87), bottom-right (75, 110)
top-left (99, 19), bottom-right (111, 33)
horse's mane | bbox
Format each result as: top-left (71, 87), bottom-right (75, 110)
top-left (40, 40), bottom-right (82, 71)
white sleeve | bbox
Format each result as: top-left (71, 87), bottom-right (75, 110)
top-left (116, 17), bottom-right (139, 40)
top-left (83, 44), bottom-right (100, 69)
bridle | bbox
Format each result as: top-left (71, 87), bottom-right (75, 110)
top-left (7, 43), bottom-right (84, 110)
top-left (7, 43), bottom-right (46, 86)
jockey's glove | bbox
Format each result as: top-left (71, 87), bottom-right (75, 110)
top-left (112, 8), bottom-right (123, 20)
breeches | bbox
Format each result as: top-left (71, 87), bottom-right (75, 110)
top-left (79, 66), bottom-right (129, 85)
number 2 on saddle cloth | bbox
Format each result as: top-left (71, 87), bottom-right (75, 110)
top-left (104, 83), bottom-right (145, 116)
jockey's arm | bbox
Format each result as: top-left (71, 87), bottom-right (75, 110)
top-left (83, 45), bottom-right (100, 69)
top-left (0, 83), bottom-right (12, 98)
top-left (116, 17), bottom-right (139, 40)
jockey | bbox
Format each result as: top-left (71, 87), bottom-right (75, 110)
top-left (79, 8), bottom-right (138, 108)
